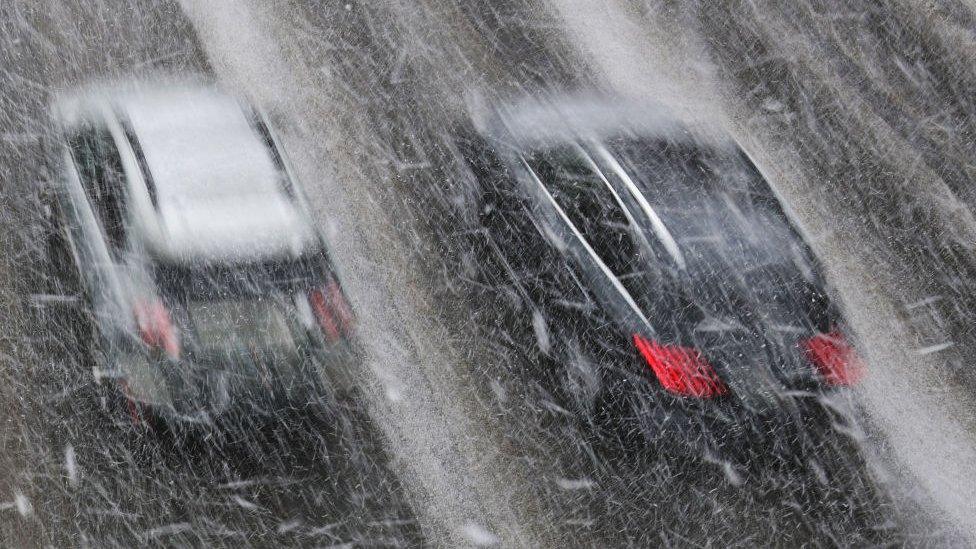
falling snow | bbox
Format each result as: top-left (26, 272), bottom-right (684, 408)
top-left (0, 0), bottom-right (974, 547)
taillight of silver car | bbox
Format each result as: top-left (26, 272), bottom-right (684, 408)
top-left (133, 299), bottom-right (181, 360)
top-left (801, 329), bottom-right (865, 386)
top-left (308, 279), bottom-right (354, 344)
top-left (633, 334), bottom-right (729, 398)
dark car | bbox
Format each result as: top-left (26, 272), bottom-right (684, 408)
top-left (453, 94), bottom-right (864, 456)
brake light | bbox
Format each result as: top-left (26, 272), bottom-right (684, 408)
top-left (802, 329), bottom-right (864, 386)
top-left (133, 299), bottom-right (180, 360)
top-left (633, 334), bottom-right (728, 398)
top-left (326, 279), bottom-right (355, 333)
top-left (309, 279), bottom-right (354, 343)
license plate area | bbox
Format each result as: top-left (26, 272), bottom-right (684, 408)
top-left (186, 296), bottom-right (301, 359)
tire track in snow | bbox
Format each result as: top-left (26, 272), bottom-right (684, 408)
top-left (176, 1), bottom-right (546, 546)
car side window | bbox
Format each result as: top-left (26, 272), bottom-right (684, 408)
top-left (68, 127), bottom-right (129, 258)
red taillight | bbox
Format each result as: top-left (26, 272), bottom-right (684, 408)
top-left (803, 330), bottom-right (866, 386)
top-left (133, 299), bottom-right (180, 360)
top-left (802, 329), bottom-right (865, 386)
top-left (633, 334), bottom-right (728, 398)
top-left (309, 279), bottom-right (354, 344)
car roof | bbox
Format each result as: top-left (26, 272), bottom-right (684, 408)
top-left (123, 87), bottom-right (280, 202)
top-left (54, 79), bottom-right (278, 201)
top-left (475, 92), bottom-right (732, 150)
top-left (52, 78), bottom-right (320, 265)
top-left (51, 75), bottom-right (214, 124)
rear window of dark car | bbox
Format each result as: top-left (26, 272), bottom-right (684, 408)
top-left (605, 137), bottom-right (835, 332)
top-left (523, 145), bottom-right (642, 283)
top-left (603, 137), bottom-right (802, 267)
top-left (523, 137), bottom-right (835, 340)
top-left (605, 138), bottom-right (779, 233)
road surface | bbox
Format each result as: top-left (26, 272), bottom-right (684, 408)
top-left (1, 0), bottom-right (973, 546)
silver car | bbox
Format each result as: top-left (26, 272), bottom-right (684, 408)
top-left (35, 78), bottom-right (357, 426)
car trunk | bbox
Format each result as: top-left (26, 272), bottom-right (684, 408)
top-left (672, 242), bottom-right (836, 409)
top-left (151, 252), bottom-right (330, 369)
top-left (600, 137), bottom-right (849, 407)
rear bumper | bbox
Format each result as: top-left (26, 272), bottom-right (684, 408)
top-left (112, 340), bottom-right (357, 424)
top-left (599, 371), bottom-right (851, 462)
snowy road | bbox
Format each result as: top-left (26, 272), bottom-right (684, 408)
top-left (1, 0), bottom-right (974, 546)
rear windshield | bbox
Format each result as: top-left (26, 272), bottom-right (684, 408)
top-left (153, 252), bottom-right (328, 302)
top-left (603, 137), bottom-right (791, 262)
top-left (523, 137), bottom-right (834, 338)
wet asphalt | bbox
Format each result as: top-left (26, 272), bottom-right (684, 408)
top-left (1, 0), bottom-right (969, 546)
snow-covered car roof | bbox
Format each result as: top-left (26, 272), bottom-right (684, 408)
top-left (479, 92), bottom-right (731, 149)
top-left (52, 78), bottom-right (320, 264)
top-left (123, 87), bottom-right (280, 204)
